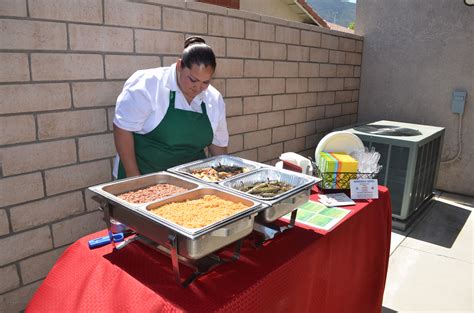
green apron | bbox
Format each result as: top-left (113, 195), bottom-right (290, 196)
top-left (118, 91), bottom-right (213, 179)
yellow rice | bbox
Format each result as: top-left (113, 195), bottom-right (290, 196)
top-left (149, 195), bottom-right (248, 228)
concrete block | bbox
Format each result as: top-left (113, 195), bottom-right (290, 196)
top-left (0, 210), bottom-right (9, 236)
top-left (227, 38), bottom-right (259, 58)
top-left (297, 93), bottom-right (317, 108)
top-left (0, 227), bottom-right (52, 266)
top-left (10, 192), bottom-right (84, 232)
top-left (224, 97), bottom-right (243, 117)
top-left (284, 137), bottom-right (306, 153)
top-left (339, 37), bottom-right (356, 52)
top-left (319, 64), bottom-right (337, 77)
top-left (335, 90), bottom-right (353, 103)
top-left (275, 26), bottom-right (299, 44)
top-left (0, 0), bottom-right (27, 16)
top-left (321, 34), bottom-right (338, 50)
top-left (0, 115), bottom-right (36, 145)
top-left (260, 42), bottom-right (286, 60)
top-left (0, 83), bottom-right (70, 115)
top-left (0, 281), bottom-right (42, 313)
top-left (105, 55), bottom-right (160, 79)
top-left (306, 106), bottom-right (325, 121)
top-left (52, 211), bottom-right (105, 247)
top-left (214, 58), bottom-right (243, 78)
top-left (104, 0), bottom-right (161, 29)
top-left (296, 121), bottom-right (316, 138)
top-left (31, 54), bottom-right (103, 81)
top-left (258, 111), bottom-right (284, 129)
top-left (287, 45), bottom-right (309, 61)
top-left (286, 78), bottom-right (308, 93)
top-left (226, 115), bottom-right (258, 135)
top-left (208, 15), bottom-right (244, 38)
top-left (1, 140), bottom-right (77, 176)
top-left (0, 265), bottom-right (19, 294)
top-left (0, 19), bottom-right (66, 50)
top-left (0, 173), bottom-right (44, 207)
top-left (308, 78), bottom-right (328, 92)
top-left (45, 160), bottom-right (111, 195)
top-left (272, 125), bottom-right (296, 143)
top-left (274, 61), bottom-right (299, 78)
top-left (273, 94), bottom-right (297, 111)
top-left (38, 109), bottom-right (107, 140)
top-left (69, 24), bottom-right (133, 52)
top-left (327, 78), bottom-right (344, 91)
top-left (29, 0), bottom-right (102, 23)
top-left (259, 78), bottom-right (285, 95)
top-left (72, 81), bottom-right (124, 108)
top-left (329, 50), bottom-right (346, 64)
top-left (0, 53), bottom-right (29, 82)
top-left (135, 30), bottom-right (184, 54)
top-left (226, 78), bottom-right (258, 97)
top-left (244, 60), bottom-right (273, 77)
top-left (78, 133), bottom-right (116, 161)
top-left (243, 129), bottom-right (272, 149)
top-left (299, 63), bottom-right (319, 77)
top-left (245, 21), bottom-right (274, 42)
top-left (19, 247), bottom-right (66, 284)
top-left (336, 65), bottom-right (354, 77)
top-left (310, 48), bottom-right (329, 63)
top-left (325, 104), bottom-right (342, 118)
top-left (285, 108), bottom-right (307, 125)
top-left (345, 52), bottom-right (362, 65)
top-left (163, 7), bottom-right (207, 33)
top-left (301, 30), bottom-right (321, 47)
top-left (258, 143), bottom-right (283, 162)
top-left (228, 134), bottom-right (243, 154)
top-left (317, 91), bottom-right (335, 105)
top-left (243, 96), bottom-right (272, 114)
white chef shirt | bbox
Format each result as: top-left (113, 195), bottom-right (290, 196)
top-left (113, 63), bottom-right (229, 177)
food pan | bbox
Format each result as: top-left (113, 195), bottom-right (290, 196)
top-left (220, 168), bottom-right (320, 223)
top-left (88, 171), bottom-right (201, 207)
top-left (91, 187), bottom-right (262, 259)
top-left (168, 155), bottom-right (262, 183)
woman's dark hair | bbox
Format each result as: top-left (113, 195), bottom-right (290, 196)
top-left (181, 36), bottom-right (216, 71)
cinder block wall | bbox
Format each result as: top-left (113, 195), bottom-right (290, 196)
top-left (0, 0), bottom-right (362, 309)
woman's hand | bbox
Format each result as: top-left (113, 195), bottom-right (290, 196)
top-left (113, 124), bottom-right (141, 177)
top-left (208, 144), bottom-right (227, 156)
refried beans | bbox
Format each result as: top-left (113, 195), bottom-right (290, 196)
top-left (117, 184), bottom-right (188, 204)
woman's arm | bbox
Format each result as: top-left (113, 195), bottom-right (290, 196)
top-left (113, 124), bottom-right (141, 177)
top-left (208, 144), bottom-right (227, 156)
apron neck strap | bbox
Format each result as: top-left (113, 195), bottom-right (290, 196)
top-left (169, 90), bottom-right (207, 114)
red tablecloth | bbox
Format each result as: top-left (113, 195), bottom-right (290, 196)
top-left (27, 187), bottom-right (391, 313)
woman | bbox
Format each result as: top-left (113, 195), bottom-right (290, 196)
top-left (113, 36), bottom-right (228, 179)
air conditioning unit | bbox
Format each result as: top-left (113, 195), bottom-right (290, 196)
top-left (344, 120), bottom-right (445, 230)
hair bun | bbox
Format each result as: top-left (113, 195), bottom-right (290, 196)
top-left (184, 36), bottom-right (206, 48)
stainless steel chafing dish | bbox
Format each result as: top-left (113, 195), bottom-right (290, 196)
top-left (88, 172), bottom-right (263, 286)
top-left (220, 167), bottom-right (320, 223)
top-left (168, 155), bottom-right (262, 183)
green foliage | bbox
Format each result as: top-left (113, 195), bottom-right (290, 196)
top-left (348, 22), bottom-right (355, 30)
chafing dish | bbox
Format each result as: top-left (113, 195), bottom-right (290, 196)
top-left (89, 175), bottom-right (264, 286)
top-left (220, 167), bottom-right (320, 223)
top-left (168, 155), bottom-right (262, 183)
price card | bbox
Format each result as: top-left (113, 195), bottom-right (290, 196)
top-left (350, 179), bottom-right (378, 199)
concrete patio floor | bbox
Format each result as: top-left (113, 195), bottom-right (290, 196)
top-left (382, 192), bottom-right (473, 313)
